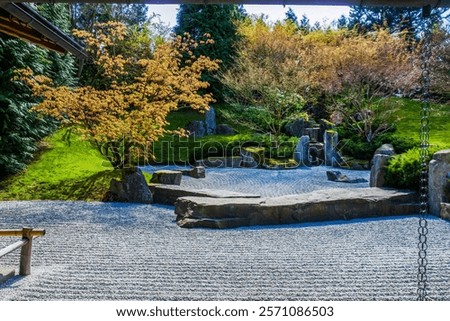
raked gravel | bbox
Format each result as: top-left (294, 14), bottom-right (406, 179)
top-left (1, 167), bottom-right (449, 300)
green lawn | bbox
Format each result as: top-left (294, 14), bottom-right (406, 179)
top-left (0, 130), bottom-right (120, 201)
top-left (390, 98), bottom-right (450, 149)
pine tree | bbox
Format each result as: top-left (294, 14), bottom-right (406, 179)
top-left (174, 4), bottom-right (246, 101)
top-left (348, 6), bottom-right (445, 39)
top-left (70, 3), bottom-right (148, 31)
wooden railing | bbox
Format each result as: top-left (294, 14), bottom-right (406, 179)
top-left (0, 227), bottom-right (45, 276)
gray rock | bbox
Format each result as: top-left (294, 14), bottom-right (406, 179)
top-left (324, 130), bottom-right (342, 167)
top-left (429, 150), bottom-right (450, 216)
top-left (185, 121), bottom-right (206, 138)
top-left (175, 188), bottom-right (419, 229)
top-left (319, 119), bottom-right (335, 142)
top-left (240, 149), bottom-right (259, 168)
top-left (103, 167), bottom-right (153, 204)
top-left (441, 203), bottom-right (450, 221)
top-left (215, 124), bottom-right (236, 135)
top-left (205, 107), bottom-right (216, 135)
top-left (326, 170), bottom-right (368, 184)
top-left (374, 144), bottom-right (396, 156)
top-left (181, 166), bottom-right (206, 179)
top-left (150, 170), bottom-right (182, 185)
top-left (285, 118), bottom-right (306, 137)
top-left (370, 145), bottom-right (396, 188)
top-left (305, 127), bottom-right (321, 143)
top-left (150, 185), bottom-right (260, 206)
top-left (293, 135), bottom-right (310, 166)
top-left (309, 142), bottom-right (324, 166)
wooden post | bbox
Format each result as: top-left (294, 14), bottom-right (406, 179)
top-left (19, 227), bottom-right (33, 276)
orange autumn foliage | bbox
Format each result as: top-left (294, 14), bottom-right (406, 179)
top-left (19, 22), bottom-right (219, 168)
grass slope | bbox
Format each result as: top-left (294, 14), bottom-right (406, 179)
top-left (0, 130), bottom-right (119, 201)
top-left (391, 98), bottom-right (450, 149)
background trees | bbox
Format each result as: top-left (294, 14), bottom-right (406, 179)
top-left (221, 18), bottom-right (419, 139)
top-left (20, 22), bottom-right (219, 169)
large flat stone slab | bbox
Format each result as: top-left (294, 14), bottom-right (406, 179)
top-left (150, 184), bottom-right (260, 206)
top-left (175, 188), bottom-right (419, 228)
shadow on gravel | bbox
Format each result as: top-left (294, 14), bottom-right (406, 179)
top-left (235, 214), bottom-right (432, 231)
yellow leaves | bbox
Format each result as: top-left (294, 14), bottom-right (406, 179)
top-left (20, 22), bottom-right (219, 167)
top-left (226, 20), bottom-right (419, 99)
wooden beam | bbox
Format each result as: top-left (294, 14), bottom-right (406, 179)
top-left (0, 19), bottom-right (65, 53)
top-left (0, 229), bottom-right (46, 238)
top-left (0, 239), bottom-right (28, 259)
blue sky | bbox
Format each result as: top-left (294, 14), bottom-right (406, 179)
top-left (147, 5), bottom-right (351, 27)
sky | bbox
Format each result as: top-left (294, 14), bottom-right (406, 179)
top-left (147, 5), bottom-right (351, 28)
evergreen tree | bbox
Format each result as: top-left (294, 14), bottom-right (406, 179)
top-left (0, 4), bottom-right (75, 178)
top-left (348, 6), bottom-right (445, 39)
top-left (336, 15), bottom-right (348, 29)
top-left (285, 8), bottom-right (299, 26)
top-left (70, 3), bottom-right (148, 31)
top-left (174, 4), bottom-right (246, 101)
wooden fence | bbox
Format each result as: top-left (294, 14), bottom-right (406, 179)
top-left (0, 228), bottom-right (45, 276)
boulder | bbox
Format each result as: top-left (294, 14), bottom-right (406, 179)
top-left (175, 188), bottom-right (419, 229)
top-left (324, 130), bottom-right (343, 167)
top-left (305, 127), bottom-right (321, 143)
top-left (205, 106), bottom-right (216, 135)
top-left (285, 118), bottom-right (306, 137)
top-left (240, 149), bottom-right (259, 168)
top-left (293, 135), bottom-right (310, 166)
top-left (319, 119), bottom-right (335, 142)
top-left (441, 203), bottom-right (450, 221)
top-left (374, 144), bottom-right (396, 156)
top-left (428, 150), bottom-right (450, 216)
top-left (150, 185), bottom-right (260, 206)
top-left (150, 170), bottom-right (182, 185)
top-left (370, 144), bottom-right (395, 188)
top-left (185, 121), bottom-right (206, 138)
top-left (326, 170), bottom-right (368, 184)
top-left (181, 166), bottom-right (206, 179)
top-left (215, 124), bottom-right (236, 135)
top-left (309, 142), bottom-right (325, 166)
top-left (103, 167), bottom-right (153, 203)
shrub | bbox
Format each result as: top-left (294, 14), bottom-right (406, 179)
top-left (385, 147), bottom-right (439, 190)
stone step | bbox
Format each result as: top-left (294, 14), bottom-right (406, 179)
top-left (175, 187), bottom-right (419, 228)
top-left (150, 184), bottom-right (260, 206)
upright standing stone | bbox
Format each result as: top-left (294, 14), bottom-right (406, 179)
top-left (205, 106), bottom-right (216, 135)
top-left (305, 128), bottom-right (320, 142)
top-left (324, 130), bottom-right (340, 167)
top-left (369, 144), bottom-right (395, 187)
top-left (294, 135), bottom-right (310, 166)
top-left (428, 150), bottom-right (450, 216)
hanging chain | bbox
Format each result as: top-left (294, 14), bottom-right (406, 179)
top-left (417, 7), bottom-right (432, 301)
